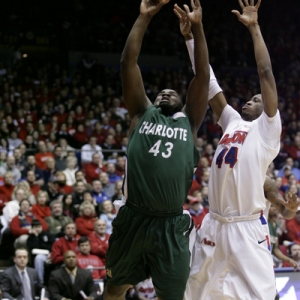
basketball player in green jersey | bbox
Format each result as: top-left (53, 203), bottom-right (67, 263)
top-left (103, 0), bottom-right (209, 299)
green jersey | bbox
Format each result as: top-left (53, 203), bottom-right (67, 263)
top-left (125, 105), bottom-right (200, 212)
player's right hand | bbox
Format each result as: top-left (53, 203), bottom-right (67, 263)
top-left (140, 0), bottom-right (170, 17)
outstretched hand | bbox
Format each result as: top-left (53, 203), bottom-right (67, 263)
top-left (279, 192), bottom-right (300, 212)
top-left (232, 0), bottom-right (261, 27)
top-left (174, 4), bottom-right (192, 37)
top-left (140, 0), bottom-right (170, 17)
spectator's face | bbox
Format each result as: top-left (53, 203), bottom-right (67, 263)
top-left (14, 149), bottom-right (22, 160)
top-left (116, 157), bottom-right (125, 169)
top-left (94, 220), bottom-right (107, 235)
top-left (83, 207), bottom-right (93, 216)
top-left (99, 173), bottom-right (109, 185)
top-left (27, 156), bottom-right (35, 166)
top-left (20, 200), bottom-right (30, 213)
top-left (291, 244), bottom-right (300, 261)
top-left (4, 173), bottom-right (13, 185)
top-left (14, 250), bottom-right (28, 269)
top-left (15, 189), bottom-right (25, 202)
top-left (105, 135), bottom-right (114, 146)
top-left (33, 225), bottom-right (43, 235)
top-left (67, 158), bottom-right (76, 169)
top-left (200, 157), bottom-right (209, 168)
top-left (27, 171), bottom-right (35, 183)
top-left (0, 152), bottom-right (7, 162)
top-left (89, 137), bottom-right (97, 146)
top-left (46, 158), bottom-right (55, 169)
top-left (202, 171), bottom-right (210, 183)
top-left (37, 193), bottom-right (47, 205)
top-left (65, 195), bottom-right (73, 205)
top-left (286, 158), bottom-right (294, 167)
top-left (64, 224), bottom-right (76, 238)
top-left (52, 203), bottom-right (63, 216)
top-left (6, 156), bottom-right (15, 168)
top-left (64, 251), bottom-right (77, 269)
top-left (79, 241), bottom-right (91, 255)
top-left (107, 163), bottom-right (115, 174)
top-left (75, 171), bottom-right (84, 181)
top-left (83, 193), bottom-right (93, 203)
top-left (92, 154), bottom-right (101, 165)
top-left (54, 147), bottom-right (62, 158)
top-left (38, 141), bottom-right (46, 152)
top-left (102, 200), bottom-right (113, 213)
top-left (92, 181), bottom-right (102, 193)
top-left (75, 182), bottom-right (85, 193)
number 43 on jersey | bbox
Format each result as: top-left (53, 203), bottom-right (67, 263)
top-left (216, 147), bottom-right (238, 168)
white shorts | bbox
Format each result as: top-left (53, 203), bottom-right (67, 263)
top-left (184, 212), bottom-right (276, 300)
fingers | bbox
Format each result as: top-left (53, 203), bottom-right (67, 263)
top-left (183, 4), bottom-right (191, 15)
top-left (250, 0), bottom-right (254, 5)
top-left (237, 0), bottom-right (245, 9)
top-left (244, 0), bottom-right (249, 6)
top-left (255, 0), bottom-right (262, 9)
top-left (174, 4), bottom-right (187, 19)
top-left (231, 10), bottom-right (241, 18)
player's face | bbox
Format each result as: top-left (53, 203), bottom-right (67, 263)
top-left (154, 89), bottom-right (183, 116)
top-left (241, 94), bottom-right (264, 121)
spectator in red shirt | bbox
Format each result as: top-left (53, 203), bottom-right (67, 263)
top-left (55, 171), bottom-right (73, 194)
top-left (77, 236), bottom-right (106, 279)
top-left (51, 222), bottom-right (80, 265)
top-left (286, 207), bottom-right (300, 244)
top-left (72, 124), bottom-right (89, 148)
top-left (0, 171), bottom-right (15, 200)
top-left (75, 201), bottom-right (97, 236)
top-left (31, 190), bottom-right (51, 219)
top-left (54, 104), bottom-right (68, 125)
top-left (35, 141), bottom-right (54, 170)
top-left (25, 170), bottom-right (41, 197)
top-left (10, 198), bottom-right (48, 248)
top-left (89, 219), bottom-right (110, 264)
top-left (84, 153), bottom-right (104, 184)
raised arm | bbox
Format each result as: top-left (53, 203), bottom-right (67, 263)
top-left (121, 0), bottom-right (170, 123)
top-left (174, 0), bottom-right (209, 142)
top-left (264, 175), bottom-right (300, 220)
top-left (174, 4), bottom-right (226, 120)
top-left (232, 0), bottom-right (277, 117)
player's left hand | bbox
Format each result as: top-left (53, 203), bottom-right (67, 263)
top-left (232, 0), bottom-right (261, 27)
top-left (182, 0), bottom-right (203, 25)
top-left (278, 192), bottom-right (300, 212)
top-left (174, 4), bottom-right (192, 37)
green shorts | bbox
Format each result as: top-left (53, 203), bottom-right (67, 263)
top-left (106, 204), bottom-right (193, 300)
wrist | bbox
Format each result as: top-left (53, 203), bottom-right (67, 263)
top-left (184, 33), bottom-right (193, 41)
top-left (248, 23), bottom-right (260, 32)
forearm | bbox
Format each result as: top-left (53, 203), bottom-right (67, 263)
top-left (272, 248), bottom-right (291, 263)
top-left (248, 24), bottom-right (271, 71)
top-left (121, 14), bottom-right (152, 64)
top-left (192, 23), bottom-right (209, 78)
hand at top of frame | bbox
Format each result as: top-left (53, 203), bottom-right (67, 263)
top-left (140, 0), bottom-right (170, 17)
top-left (174, 3), bottom-right (192, 38)
top-left (232, 0), bottom-right (261, 27)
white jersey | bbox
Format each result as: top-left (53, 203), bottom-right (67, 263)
top-left (209, 105), bottom-right (281, 216)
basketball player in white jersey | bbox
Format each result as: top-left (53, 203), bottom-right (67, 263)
top-left (174, 0), bottom-right (300, 299)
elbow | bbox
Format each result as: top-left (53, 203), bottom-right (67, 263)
top-left (257, 64), bottom-right (273, 77)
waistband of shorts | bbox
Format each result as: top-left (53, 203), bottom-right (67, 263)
top-left (209, 210), bottom-right (262, 223)
top-left (126, 200), bottom-right (183, 217)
